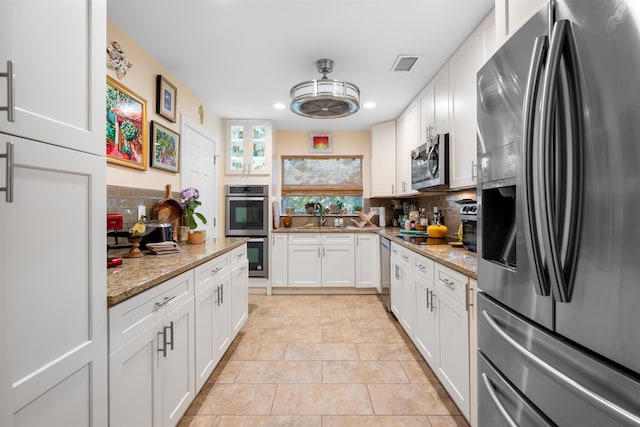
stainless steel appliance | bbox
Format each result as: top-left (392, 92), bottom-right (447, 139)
top-left (140, 222), bottom-right (174, 249)
top-left (411, 133), bottom-right (449, 191)
top-left (459, 202), bottom-right (477, 252)
top-left (226, 185), bottom-right (269, 278)
top-left (379, 236), bottom-right (391, 312)
top-left (247, 237), bottom-right (268, 279)
top-left (477, 2), bottom-right (640, 425)
top-left (225, 185), bottom-right (269, 237)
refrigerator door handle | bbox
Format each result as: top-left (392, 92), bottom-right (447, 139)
top-left (538, 19), bottom-right (583, 303)
top-left (482, 309), bottom-right (640, 426)
top-left (522, 35), bottom-right (550, 296)
top-left (481, 373), bottom-right (519, 427)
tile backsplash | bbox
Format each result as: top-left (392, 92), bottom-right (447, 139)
top-left (107, 185), bottom-right (181, 230)
top-left (370, 188), bottom-right (478, 240)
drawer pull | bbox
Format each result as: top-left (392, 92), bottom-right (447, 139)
top-left (154, 295), bottom-right (176, 310)
top-left (441, 278), bottom-right (456, 290)
top-left (211, 266), bottom-right (224, 275)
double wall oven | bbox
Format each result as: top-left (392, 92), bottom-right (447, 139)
top-left (225, 185), bottom-right (269, 278)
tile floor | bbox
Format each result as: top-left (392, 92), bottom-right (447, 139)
top-left (179, 294), bottom-right (469, 427)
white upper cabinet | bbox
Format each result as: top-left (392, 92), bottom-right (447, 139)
top-left (496, 0), bottom-right (546, 45)
top-left (448, 14), bottom-right (493, 189)
top-left (419, 63), bottom-right (449, 146)
top-left (0, 0), bottom-right (105, 155)
top-left (370, 120), bottom-right (397, 197)
top-left (396, 99), bottom-right (419, 196)
top-left (225, 120), bottom-right (272, 176)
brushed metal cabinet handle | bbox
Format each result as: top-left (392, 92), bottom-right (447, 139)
top-left (1, 141), bottom-right (14, 202)
top-left (157, 330), bottom-right (167, 358)
top-left (0, 61), bottom-right (15, 122)
top-left (154, 295), bottom-right (176, 311)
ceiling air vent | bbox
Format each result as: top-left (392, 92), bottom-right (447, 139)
top-left (391, 55), bottom-right (421, 73)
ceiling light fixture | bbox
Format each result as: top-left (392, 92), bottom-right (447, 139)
top-left (290, 59), bottom-right (360, 119)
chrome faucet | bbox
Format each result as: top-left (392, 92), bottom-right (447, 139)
top-left (314, 202), bottom-right (327, 227)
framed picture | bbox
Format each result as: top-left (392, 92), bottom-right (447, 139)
top-left (309, 132), bottom-right (332, 153)
top-left (150, 121), bottom-right (180, 172)
top-left (106, 77), bottom-right (147, 170)
top-left (156, 75), bottom-right (177, 122)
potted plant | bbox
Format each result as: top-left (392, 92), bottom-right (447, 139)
top-left (180, 187), bottom-right (207, 244)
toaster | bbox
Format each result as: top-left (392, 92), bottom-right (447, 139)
top-left (140, 222), bottom-right (174, 249)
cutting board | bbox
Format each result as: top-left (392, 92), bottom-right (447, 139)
top-left (273, 201), bottom-right (280, 229)
top-left (152, 184), bottom-right (182, 235)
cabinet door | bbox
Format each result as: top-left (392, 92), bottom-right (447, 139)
top-left (436, 289), bottom-right (470, 420)
top-left (396, 99), bottom-right (419, 195)
top-left (414, 279), bottom-right (438, 368)
top-left (288, 245), bottom-right (322, 287)
top-left (248, 123), bottom-right (270, 174)
top-left (213, 276), bottom-right (232, 357)
top-left (109, 325), bottom-right (162, 427)
top-left (355, 234), bottom-right (380, 290)
top-left (390, 245), bottom-right (403, 318)
top-left (0, 135), bottom-right (107, 426)
top-left (163, 298), bottom-right (196, 427)
top-left (449, 31), bottom-right (484, 189)
top-left (400, 269), bottom-right (416, 337)
top-left (227, 124), bottom-right (246, 174)
top-left (419, 84), bottom-right (435, 147)
top-left (271, 234), bottom-right (288, 287)
top-left (195, 284), bottom-right (217, 392)
top-left (468, 278), bottom-right (478, 427)
top-left (322, 244), bottom-right (355, 287)
top-left (0, 0), bottom-right (105, 154)
top-left (231, 260), bottom-right (249, 335)
top-left (370, 121), bottom-right (397, 197)
top-left (433, 64), bottom-right (450, 134)
top-left (225, 121), bottom-right (271, 176)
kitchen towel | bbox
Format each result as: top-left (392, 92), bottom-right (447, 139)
top-left (147, 241), bottom-right (180, 255)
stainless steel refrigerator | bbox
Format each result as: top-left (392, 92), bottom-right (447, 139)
top-left (477, 1), bottom-right (640, 425)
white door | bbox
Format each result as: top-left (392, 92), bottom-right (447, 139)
top-left (288, 245), bottom-right (322, 287)
top-left (355, 234), bottom-right (380, 290)
top-left (212, 276), bottom-right (232, 358)
top-left (414, 280), bottom-right (438, 367)
top-left (0, 0), bottom-right (104, 155)
top-left (162, 298), bottom-right (196, 427)
top-left (271, 234), bottom-right (288, 287)
top-left (181, 117), bottom-right (217, 237)
top-left (231, 260), bottom-right (249, 335)
top-left (109, 325), bottom-right (162, 427)
top-left (0, 136), bottom-right (107, 426)
top-left (322, 244), bottom-right (355, 287)
top-left (400, 272), bottom-right (416, 337)
top-left (194, 284), bottom-right (216, 392)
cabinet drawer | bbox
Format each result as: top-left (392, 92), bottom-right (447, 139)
top-left (391, 242), bottom-right (412, 267)
top-left (288, 233), bottom-right (322, 245)
top-left (194, 254), bottom-right (230, 293)
top-left (321, 233), bottom-right (354, 245)
top-left (109, 270), bottom-right (194, 353)
top-left (229, 244), bottom-right (247, 267)
top-left (435, 263), bottom-right (468, 305)
top-left (414, 254), bottom-right (434, 284)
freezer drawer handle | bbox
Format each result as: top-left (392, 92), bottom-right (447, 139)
top-left (0, 60), bottom-right (15, 122)
top-left (481, 372), bottom-right (519, 427)
top-left (482, 310), bottom-right (640, 426)
top-left (0, 141), bottom-right (14, 203)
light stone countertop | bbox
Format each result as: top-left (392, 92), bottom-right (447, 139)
top-left (107, 237), bottom-right (249, 307)
top-left (272, 226), bottom-right (381, 233)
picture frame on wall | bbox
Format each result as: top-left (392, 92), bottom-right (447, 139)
top-left (106, 76), bottom-right (147, 170)
top-left (309, 132), bottom-right (332, 153)
top-left (156, 75), bottom-right (177, 122)
top-left (150, 121), bottom-right (180, 173)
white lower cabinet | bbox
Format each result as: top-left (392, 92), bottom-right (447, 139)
top-left (109, 244), bottom-right (249, 427)
top-left (355, 233), bottom-right (381, 290)
top-left (109, 271), bottom-right (195, 427)
top-left (390, 242), bottom-right (414, 336)
top-left (287, 233), bottom-right (356, 287)
top-left (271, 233), bottom-right (288, 287)
top-left (413, 255), bottom-right (437, 368)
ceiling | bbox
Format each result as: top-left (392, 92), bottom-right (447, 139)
top-left (107, 0), bottom-right (494, 131)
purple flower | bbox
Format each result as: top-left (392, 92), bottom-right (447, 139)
top-left (180, 187), bottom-right (207, 230)
top-left (180, 187), bottom-right (199, 202)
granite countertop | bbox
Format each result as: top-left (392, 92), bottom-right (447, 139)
top-left (377, 228), bottom-right (477, 279)
top-left (273, 226), bottom-right (381, 233)
top-left (273, 226), bottom-right (477, 279)
top-left (107, 237), bottom-right (249, 307)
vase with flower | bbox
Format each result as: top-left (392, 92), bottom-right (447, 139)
top-left (180, 187), bottom-right (207, 244)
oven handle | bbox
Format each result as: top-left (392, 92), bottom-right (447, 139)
top-left (226, 196), bottom-right (268, 202)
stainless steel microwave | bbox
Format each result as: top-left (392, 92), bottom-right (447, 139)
top-left (411, 133), bottom-right (450, 191)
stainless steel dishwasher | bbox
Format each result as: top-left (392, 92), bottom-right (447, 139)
top-left (379, 236), bottom-right (391, 312)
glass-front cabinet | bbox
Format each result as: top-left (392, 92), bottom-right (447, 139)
top-left (226, 120), bottom-right (272, 175)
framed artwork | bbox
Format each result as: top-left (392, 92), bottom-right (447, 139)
top-left (156, 75), bottom-right (177, 122)
top-left (309, 132), bottom-right (332, 153)
top-left (150, 121), bottom-right (180, 172)
top-left (106, 76), bottom-right (147, 170)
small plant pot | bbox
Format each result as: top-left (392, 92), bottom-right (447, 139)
top-left (188, 230), bottom-right (205, 244)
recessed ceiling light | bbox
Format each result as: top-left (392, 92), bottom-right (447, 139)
top-left (273, 103), bottom-right (286, 110)
top-left (363, 102), bottom-right (376, 109)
